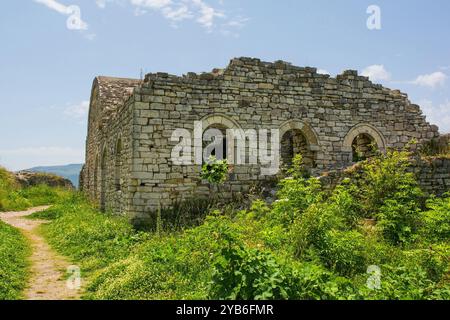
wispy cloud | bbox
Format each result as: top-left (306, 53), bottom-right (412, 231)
top-left (419, 99), bottom-right (450, 133)
top-left (33, 0), bottom-right (88, 30)
top-left (64, 101), bottom-right (90, 120)
top-left (412, 71), bottom-right (447, 88)
top-left (96, 0), bottom-right (246, 32)
top-left (361, 65), bottom-right (391, 82)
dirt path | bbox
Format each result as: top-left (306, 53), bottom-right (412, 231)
top-left (0, 206), bottom-right (81, 300)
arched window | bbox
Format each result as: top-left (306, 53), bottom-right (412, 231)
top-left (203, 124), bottom-right (228, 161)
top-left (200, 115), bottom-right (242, 164)
top-left (280, 129), bottom-right (315, 170)
top-left (279, 120), bottom-right (319, 173)
top-left (115, 138), bottom-right (122, 191)
top-left (343, 124), bottom-right (386, 163)
top-left (351, 133), bottom-right (378, 162)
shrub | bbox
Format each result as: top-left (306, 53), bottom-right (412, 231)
top-left (377, 192), bottom-right (423, 245)
top-left (210, 245), bottom-right (289, 300)
top-left (201, 156), bottom-right (229, 185)
top-left (292, 202), bottom-right (346, 259)
top-left (351, 150), bottom-right (423, 217)
top-left (321, 230), bottom-right (369, 277)
top-left (357, 264), bottom-right (450, 300)
top-left (286, 262), bottom-right (355, 300)
top-left (326, 181), bottom-right (363, 227)
top-left (271, 177), bottom-right (322, 226)
top-left (420, 194), bottom-right (450, 243)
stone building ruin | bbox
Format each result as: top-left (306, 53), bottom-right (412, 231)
top-left (79, 57), bottom-right (441, 225)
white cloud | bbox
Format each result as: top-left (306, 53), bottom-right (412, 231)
top-left (412, 71), bottom-right (447, 88)
top-left (64, 101), bottom-right (89, 120)
top-left (361, 65), bottom-right (391, 82)
top-left (97, 0), bottom-right (237, 31)
top-left (0, 147), bottom-right (84, 171)
top-left (162, 5), bottom-right (193, 22)
top-left (419, 99), bottom-right (450, 133)
top-left (33, 0), bottom-right (88, 30)
top-left (225, 16), bottom-right (250, 28)
top-left (191, 0), bottom-right (225, 29)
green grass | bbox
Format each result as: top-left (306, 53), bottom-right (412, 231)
top-left (1, 166), bottom-right (73, 212)
top-left (35, 151), bottom-right (450, 300)
top-left (39, 194), bottom-right (141, 275)
top-left (0, 220), bottom-right (30, 300)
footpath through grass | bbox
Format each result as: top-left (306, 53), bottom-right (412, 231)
top-left (0, 165), bottom-right (75, 300)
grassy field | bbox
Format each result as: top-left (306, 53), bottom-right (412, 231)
top-left (33, 151), bottom-right (450, 300)
top-left (0, 220), bottom-right (30, 300)
top-left (0, 166), bottom-right (73, 212)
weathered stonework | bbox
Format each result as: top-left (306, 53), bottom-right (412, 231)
top-left (80, 57), bottom-right (441, 225)
top-left (410, 156), bottom-right (450, 196)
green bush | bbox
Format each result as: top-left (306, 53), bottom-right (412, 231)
top-left (321, 230), bottom-right (369, 277)
top-left (201, 156), bottom-right (229, 185)
top-left (271, 177), bottom-right (322, 226)
top-left (210, 242), bottom-right (289, 300)
top-left (357, 264), bottom-right (450, 300)
top-left (378, 196), bottom-right (422, 245)
top-left (351, 150), bottom-right (423, 217)
top-left (420, 194), bottom-right (450, 243)
top-left (292, 202), bottom-right (346, 259)
top-left (0, 221), bottom-right (30, 300)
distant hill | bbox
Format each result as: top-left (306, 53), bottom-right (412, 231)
top-left (24, 164), bottom-right (83, 188)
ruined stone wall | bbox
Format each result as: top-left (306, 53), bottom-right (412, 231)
top-left (125, 57), bottom-right (438, 223)
top-left (410, 156), bottom-right (450, 196)
top-left (82, 77), bottom-right (141, 215)
top-left (81, 58), bottom-right (440, 224)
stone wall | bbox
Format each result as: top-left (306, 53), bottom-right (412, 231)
top-left (81, 57), bottom-right (440, 224)
top-left (410, 156), bottom-right (450, 196)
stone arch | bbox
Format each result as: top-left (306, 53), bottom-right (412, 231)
top-left (279, 120), bottom-right (320, 171)
top-left (200, 114), bottom-right (243, 163)
top-left (201, 114), bottom-right (242, 132)
top-left (343, 124), bottom-right (386, 162)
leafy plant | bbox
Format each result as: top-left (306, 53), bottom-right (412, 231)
top-left (201, 156), bottom-right (229, 185)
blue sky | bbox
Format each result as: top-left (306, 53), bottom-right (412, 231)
top-left (0, 0), bottom-right (449, 170)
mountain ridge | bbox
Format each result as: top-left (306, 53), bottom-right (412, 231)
top-left (24, 164), bottom-right (83, 188)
